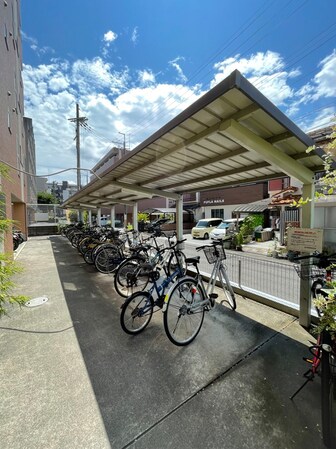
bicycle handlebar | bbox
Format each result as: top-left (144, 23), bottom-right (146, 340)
top-left (195, 239), bottom-right (223, 252)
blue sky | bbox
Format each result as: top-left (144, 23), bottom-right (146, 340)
top-left (21, 0), bottom-right (336, 185)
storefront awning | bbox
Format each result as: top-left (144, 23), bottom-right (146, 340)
top-left (232, 198), bottom-right (274, 214)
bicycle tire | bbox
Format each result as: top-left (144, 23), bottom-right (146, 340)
top-left (114, 256), bottom-right (149, 297)
top-left (94, 245), bottom-right (121, 274)
top-left (219, 265), bottom-right (236, 310)
top-left (78, 236), bottom-right (97, 255)
top-left (83, 248), bottom-right (94, 265)
top-left (321, 332), bottom-right (336, 448)
top-left (167, 250), bottom-right (187, 277)
top-left (70, 233), bottom-right (82, 248)
top-left (120, 292), bottom-right (154, 334)
top-left (163, 278), bottom-right (205, 346)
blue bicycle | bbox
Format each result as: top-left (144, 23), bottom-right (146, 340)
top-left (120, 239), bottom-right (188, 334)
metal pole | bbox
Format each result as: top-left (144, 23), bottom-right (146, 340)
top-left (119, 132), bottom-right (126, 150)
top-left (76, 104), bottom-right (81, 190)
top-left (68, 104), bottom-right (87, 192)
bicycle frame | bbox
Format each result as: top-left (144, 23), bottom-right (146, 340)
top-left (184, 257), bottom-right (228, 312)
top-left (135, 264), bottom-right (186, 317)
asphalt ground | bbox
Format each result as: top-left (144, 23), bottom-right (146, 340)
top-left (0, 235), bottom-right (327, 449)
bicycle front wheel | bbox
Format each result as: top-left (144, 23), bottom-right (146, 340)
top-left (219, 265), bottom-right (236, 310)
top-left (321, 332), bottom-right (336, 448)
top-left (163, 278), bottom-right (205, 346)
top-left (120, 292), bottom-right (154, 335)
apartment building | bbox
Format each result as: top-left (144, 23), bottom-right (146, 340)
top-left (0, 0), bottom-right (35, 251)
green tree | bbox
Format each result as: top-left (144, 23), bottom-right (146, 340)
top-left (138, 212), bottom-right (149, 222)
top-left (37, 191), bottom-right (57, 204)
top-left (0, 164), bottom-right (28, 316)
top-left (68, 210), bottom-right (79, 223)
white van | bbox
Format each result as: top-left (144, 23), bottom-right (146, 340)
top-left (191, 218), bottom-right (223, 240)
top-left (209, 218), bottom-right (244, 240)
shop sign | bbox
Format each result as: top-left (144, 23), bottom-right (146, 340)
top-left (203, 199), bottom-right (225, 205)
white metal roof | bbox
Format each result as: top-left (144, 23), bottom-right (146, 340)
top-left (63, 70), bottom-right (324, 210)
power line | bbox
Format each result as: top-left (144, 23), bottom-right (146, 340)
top-left (124, 0), bottom-right (310, 139)
top-left (0, 159), bottom-right (101, 180)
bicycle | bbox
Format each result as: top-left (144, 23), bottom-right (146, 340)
top-left (92, 230), bottom-right (144, 274)
top-left (119, 238), bottom-right (188, 335)
top-left (162, 240), bottom-right (236, 346)
top-left (114, 231), bottom-right (186, 298)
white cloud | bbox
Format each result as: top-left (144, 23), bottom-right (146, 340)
top-left (131, 27), bottom-right (139, 44)
top-left (23, 46), bottom-right (336, 185)
top-left (71, 57), bottom-right (129, 95)
top-left (210, 51), bottom-right (298, 106)
top-left (138, 69), bottom-right (156, 85)
top-left (314, 51), bottom-right (336, 97)
top-left (169, 57), bottom-right (187, 83)
top-left (23, 58), bottom-right (203, 183)
top-left (298, 107), bottom-right (336, 132)
top-left (48, 72), bottom-right (70, 92)
top-left (21, 31), bottom-right (54, 57)
top-left (296, 50), bottom-right (336, 104)
top-left (285, 49), bottom-right (336, 128)
top-left (103, 30), bottom-right (118, 45)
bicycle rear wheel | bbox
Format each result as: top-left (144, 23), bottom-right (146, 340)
top-left (163, 278), bottom-right (205, 346)
top-left (219, 265), bottom-right (236, 310)
top-left (167, 251), bottom-right (187, 277)
top-left (321, 332), bottom-right (336, 448)
top-left (120, 292), bottom-right (154, 334)
top-left (94, 246), bottom-right (121, 274)
top-left (114, 257), bottom-right (150, 297)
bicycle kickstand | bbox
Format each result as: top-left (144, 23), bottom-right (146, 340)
top-left (289, 369), bottom-right (314, 400)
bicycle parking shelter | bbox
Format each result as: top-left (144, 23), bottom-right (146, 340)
top-left (62, 69), bottom-right (328, 328)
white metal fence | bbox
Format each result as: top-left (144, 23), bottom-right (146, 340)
top-left (27, 204), bottom-right (66, 226)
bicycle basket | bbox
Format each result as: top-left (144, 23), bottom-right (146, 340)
top-left (203, 245), bottom-right (226, 264)
top-left (293, 263), bottom-right (326, 280)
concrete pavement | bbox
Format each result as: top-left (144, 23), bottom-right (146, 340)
top-left (0, 236), bottom-right (326, 449)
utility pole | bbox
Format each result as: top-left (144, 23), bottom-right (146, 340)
top-left (118, 132), bottom-right (126, 150)
top-left (68, 103), bottom-right (87, 191)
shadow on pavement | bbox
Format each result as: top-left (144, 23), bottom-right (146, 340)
top-left (50, 236), bottom-right (325, 449)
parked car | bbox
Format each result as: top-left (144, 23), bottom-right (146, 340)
top-left (209, 218), bottom-right (244, 240)
top-left (191, 218), bottom-right (223, 240)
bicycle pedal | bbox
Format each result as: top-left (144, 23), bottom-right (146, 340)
top-left (209, 293), bottom-right (218, 300)
top-left (156, 296), bottom-right (165, 309)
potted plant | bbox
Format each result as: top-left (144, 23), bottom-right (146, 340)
top-left (234, 231), bottom-right (244, 251)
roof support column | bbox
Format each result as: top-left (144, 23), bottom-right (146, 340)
top-left (97, 208), bottom-right (101, 226)
top-left (132, 203), bottom-right (138, 232)
top-left (88, 210), bottom-right (92, 225)
top-left (110, 205), bottom-right (115, 228)
top-left (176, 195), bottom-right (183, 242)
top-left (299, 182), bottom-right (315, 328)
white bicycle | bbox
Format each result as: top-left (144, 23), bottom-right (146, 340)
top-left (163, 240), bottom-right (236, 346)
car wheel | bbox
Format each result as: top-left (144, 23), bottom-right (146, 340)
top-left (203, 233), bottom-right (209, 240)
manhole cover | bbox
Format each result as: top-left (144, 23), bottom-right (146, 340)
top-left (25, 296), bottom-right (49, 307)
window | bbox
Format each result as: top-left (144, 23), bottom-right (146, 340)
top-left (211, 209), bottom-right (224, 219)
